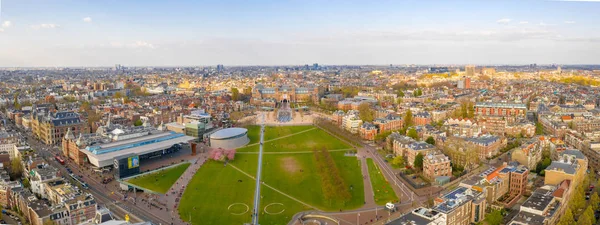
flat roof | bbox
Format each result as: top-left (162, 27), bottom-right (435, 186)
top-left (210, 128), bottom-right (248, 140)
top-left (81, 134), bottom-right (195, 163)
top-left (521, 188), bottom-right (554, 211)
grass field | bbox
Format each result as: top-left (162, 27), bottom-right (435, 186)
top-left (261, 151), bottom-right (364, 211)
top-left (366, 159), bottom-right (398, 205)
top-left (245, 125), bottom-right (313, 145)
top-left (179, 125), bottom-right (363, 224)
top-left (127, 163), bottom-right (190, 194)
top-left (178, 160), bottom-right (254, 225)
top-left (237, 128), bottom-right (351, 153)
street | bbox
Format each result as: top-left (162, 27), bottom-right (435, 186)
top-left (2, 115), bottom-right (170, 225)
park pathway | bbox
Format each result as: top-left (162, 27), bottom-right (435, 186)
top-left (159, 153), bottom-right (209, 225)
top-left (359, 157), bottom-right (377, 208)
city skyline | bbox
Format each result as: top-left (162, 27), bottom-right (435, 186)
top-left (1, 0), bottom-right (600, 66)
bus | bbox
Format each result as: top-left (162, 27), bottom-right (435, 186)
top-left (55, 156), bottom-right (65, 165)
top-left (69, 174), bottom-right (89, 189)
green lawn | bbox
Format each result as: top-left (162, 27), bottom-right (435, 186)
top-left (127, 163), bottom-right (190, 194)
top-left (179, 160), bottom-right (254, 225)
top-left (246, 125), bottom-right (262, 144)
top-left (366, 159), bottom-right (399, 205)
top-left (179, 125), bottom-right (364, 224)
top-left (238, 128), bottom-right (351, 152)
top-left (245, 125), bottom-right (313, 145)
top-left (178, 154), bottom-right (310, 225)
top-left (259, 186), bottom-right (311, 225)
top-left (261, 152), bottom-right (364, 211)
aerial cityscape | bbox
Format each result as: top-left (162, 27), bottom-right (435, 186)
top-left (1, 1), bottom-right (600, 225)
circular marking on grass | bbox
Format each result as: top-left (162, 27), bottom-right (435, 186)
top-left (227, 203), bottom-right (249, 215)
top-left (264, 203), bottom-right (285, 215)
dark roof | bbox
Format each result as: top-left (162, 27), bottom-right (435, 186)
top-left (521, 188), bottom-right (555, 211)
top-left (545, 161), bottom-right (577, 175)
top-left (509, 211), bottom-right (546, 225)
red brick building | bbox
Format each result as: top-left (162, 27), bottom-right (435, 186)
top-left (360, 123), bottom-right (378, 141)
top-left (373, 114), bottom-right (403, 134)
top-left (413, 111), bottom-right (432, 126)
top-left (475, 102), bottom-right (527, 117)
top-left (465, 135), bottom-right (507, 160)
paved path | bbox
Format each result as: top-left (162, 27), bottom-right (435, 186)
top-left (359, 157), bottom-right (377, 208)
top-left (251, 113), bottom-right (266, 225)
top-left (243, 127), bottom-right (317, 147)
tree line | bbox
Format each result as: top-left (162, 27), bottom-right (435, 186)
top-left (313, 147), bottom-right (351, 204)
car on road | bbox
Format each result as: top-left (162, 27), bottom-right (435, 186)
top-left (66, 168), bottom-right (73, 174)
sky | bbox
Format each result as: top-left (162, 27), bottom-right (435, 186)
top-left (0, 0), bottom-right (599, 67)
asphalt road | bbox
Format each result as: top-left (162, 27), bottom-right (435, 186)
top-left (2, 115), bottom-right (170, 225)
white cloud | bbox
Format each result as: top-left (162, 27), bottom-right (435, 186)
top-left (564, 21), bottom-right (576, 24)
top-left (0, 28), bottom-right (4, 32)
top-left (497, 18), bottom-right (511, 24)
top-left (30, 23), bottom-right (60, 29)
top-left (519, 21), bottom-right (529, 24)
top-left (83, 17), bottom-right (92, 23)
top-left (2, 21), bottom-right (12, 28)
top-left (538, 21), bottom-right (555, 26)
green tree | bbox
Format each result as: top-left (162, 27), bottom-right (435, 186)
top-left (425, 136), bottom-right (436, 145)
top-left (392, 156), bottom-right (405, 168)
top-left (114, 91), bottom-right (123, 99)
top-left (557, 208), bottom-right (575, 225)
top-left (404, 109), bottom-right (413, 128)
top-left (358, 102), bottom-right (375, 122)
top-left (396, 90), bottom-right (405, 97)
top-left (13, 93), bottom-right (21, 110)
top-left (570, 188), bottom-right (586, 216)
top-left (580, 206), bottom-right (595, 225)
top-left (22, 177), bottom-right (31, 189)
top-left (133, 119), bottom-right (143, 126)
top-left (535, 122), bottom-right (544, 135)
top-left (243, 87), bottom-right (252, 96)
top-left (484, 209), bottom-right (503, 225)
top-left (10, 157), bottom-right (23, 180)
top-left (407, 128), bottom-right (419, 141)
top-left (590, 193), bottom-right (600, 212)
top-left (375, 131), bottom-right (391, 142)
top-left (231, 87), bottom-right (240, 101)
top-left (414, 153), bottom-right (424, 170)
top-left (80, 101), bottom-right (92, 112)
top-left (535, 157), bottom-right (552, 175)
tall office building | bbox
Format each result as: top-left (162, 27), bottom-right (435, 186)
top-left (216, 64), bottom-right (224, 73)
top-left (465, 65), bottom-right (475, 77)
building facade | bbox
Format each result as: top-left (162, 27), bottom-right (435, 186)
top-left (251, 84), bottom-right (322, 105)
top-left (423, 153), bottom-right (452, 181)
top-left (475, 102), bottom-right (527, 117)
top-left (31, 110), bottom-right (88, 145)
